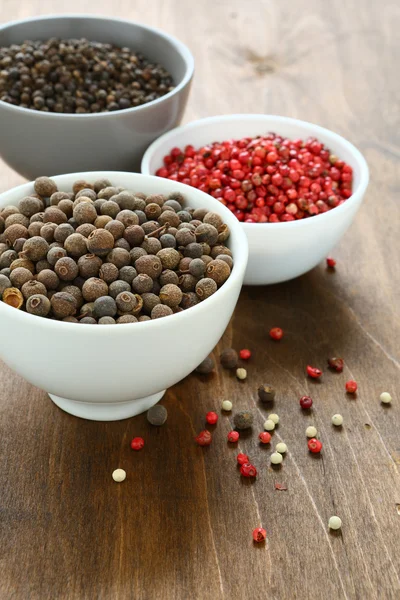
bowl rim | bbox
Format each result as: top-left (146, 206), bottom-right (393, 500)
top-left (0, 14), bottom-right (195, 119)
top-left (141, 113), bottom-right (370, 229)
top-left (0, 171), bottom-right (248, 330)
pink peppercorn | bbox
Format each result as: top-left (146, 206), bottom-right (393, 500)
top-left (326, 257), bottom-right (336, 268)
top-left (306, 365), bottom-right (323, 379)
top-left (195, 430), bottom-right (212, 446)
top-left (252, 527), bottom-right (267, 543)
top-left (345, 380), bottom-right (358, 394)
top-left (258, 432), bottom-right (271, 444)
top-left (206, 411), bottom-right (218, 425)
top-left (300, 395), bottom-right (313, 409)
top-left (269, 327), bottom-right (283, 341)
top-left (237, 453), bottom-right (249, 465)
top-left (130, 437), bottom-right (144, 451)
top-left (328, 357), bottom-right (344, 372)
top-left (240, 463), bottom-right (258, 478)
top-left (308, 438), bottom-right (322, 453)
top-left (227, 431), bottom-right (240, 443)
top-left (239, 348), bottom-right (252, 360)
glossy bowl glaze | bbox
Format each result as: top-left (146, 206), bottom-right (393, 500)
top-left (141, 114), bottom-right (369, 285)
top-left (0, 15), bottom-right (194, 179)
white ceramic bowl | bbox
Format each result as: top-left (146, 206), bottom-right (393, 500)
top-left (0, 172), bottom-right (248, 421)
top-left (0, 15), bottom-right (194, 179)
top-left (141, 115), bottom-right (369, 285)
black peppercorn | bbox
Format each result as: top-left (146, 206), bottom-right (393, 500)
top-left (233, 410), bottom-right (254, 430)
top-left (195, 356), bottom-right (215, 374)
top-left (220, 348), bottom-right (238, 369)
top-left (258, 384), bottom-right (276, 403)
top-left (147, 404), bottom-right (168, 426)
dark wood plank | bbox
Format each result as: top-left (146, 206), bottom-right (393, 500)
top-left (0, 1), bottom-right (399, 599)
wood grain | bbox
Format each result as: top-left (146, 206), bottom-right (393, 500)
top-left (0, 1), bottom-right (399, 599)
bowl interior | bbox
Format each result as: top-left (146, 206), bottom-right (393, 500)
top-left (0, 15), bottom-right (192, 95)
top-left (142, 115), bottom-right (368, 198)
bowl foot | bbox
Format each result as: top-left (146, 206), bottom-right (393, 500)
top-left (49, 390), bottom-right (166, 421)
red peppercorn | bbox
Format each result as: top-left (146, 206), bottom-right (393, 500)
top-left (306, 365), bottom-right (323, 379)
top-left (308, 438), bottom-right (322, 453)
top-left (195, 430), bottom-right (212, 446)
top-left (227, 431), bottom-right (240, 443)
top-left (258, 431), bottom-right (271, 444)
top-left (252, 527), bottom-right (267, 543)
top-left (237, 453), bottom-right (249, 465)
top-left (345, 380), bottom-right (358, 394)
top-left (206, 411), bottom-right (218, 425)
top-left (269, 327), bottom-right (283, 341)
top-left (239, 348), bottom-right (251, 360)
top-left (130, 437), bottom-right (144, 451)
top-left (240, 463), bottom-right (257, 478)
top-left (327, 357), bottom-right (344, 372)
top-left (326, 257), bottom-right (336, 268)
top-left (300, 395), bottom-right (313, 409)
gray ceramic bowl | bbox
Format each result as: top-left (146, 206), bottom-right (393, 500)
top-left (0, 15), bottom-right (194, 179)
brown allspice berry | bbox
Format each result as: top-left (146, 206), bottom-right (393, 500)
top-left (10, 258), bottom-right (35, 273)
top-left (114, 238), bottom-right (131, 251)
top-left (0, 274), bottom-right (11, 296)
top-left (58, 199), bottom-right (74, 218)
top-left (116, 291), bottom-right (137, 313)
top-left (178, 222), bottom-right (195, 231)
top-left (141, 237), bottom-right (162, 255)
top-left (216, 254), bottom-right (233, 269)
top-left (97, 186), bottom-right (119, 200)
top-left (189, 258), bottom-right (206, 278)
top-left (37, 269), bottom-right (59, 290)
top-left (47, 246), bottom-right (67, 266)
top-left (206, 259), bottom-right (231, 286)
top-left (145, 193), bottom-right (166, 207)
top-left (54, 224), bottom-right (75, 244)
top-left (61, 285), bottom-right (83, 309)
top-left (43, 207), bottom-right (67, 225)
top-left (138, 315), bottom-right (150, 322)
top-left (175, 228), bottom-right (196, 247)
top-left (94, 215), bottom-right (113, 228)
top-left (100, 201), bottom-right (120, 219)
top-left (195, 223), bottom-right (219, 245)
top-left (131, 294), bottom-right (143, 315)
top-left (76, 223), bottom-right (96, 238)
top-left (136, 255), bottom-right (162, 279)
top-left (21, 280), bottom-right (47, 300)
top-left (179, 274), bottom-right (198, 292)
top-left (10, 267), bottom-right (33, 288)
top-left (50, 191), bottom-right (70, 206)
top-left (0, 243), bottom-right (8, 256)
top-left (180, 292), bottom-right (199, 309)
top-left (40, 223), bottom-right (57, 243)
top-left (87, 229), bottom-right (114, 256)
top-left (179, 257), bottom-right (192, 272)
top-left (142, 221), bottom-right (159, 235)
top-left (28, 222), bottom-right (43, 237)
top-left (80, 317), bottom-right (97, 324)
top-left (130, 247), bottom-right (147, 265)
top-left (151, 304), bottom-right (173, 319)
top-left (159, 269), bottom-right (179, 286)
top-left (79, 302), bottom-right (95, 318)
top-left (99, 262), bottom-right (119, 284)
top-left (184, 243), bottom-right (203, 259)
top-left (82, 277), bottom-right (109, 302)
top-left (34, 177), bottom-right (57, 197)
top-left (211, 245), bottom-right (232, 259)
top-left (147, 404), bottom-right (168, 426)
top-left (168, 191), bottom-right (185, 202)
top-left (131, 273), bottom-right (153, 294)
top-left (63, 316), bottom-right (79, 323)
top-left (109, 280), bottom-right (131, 299)
top-left (145, 203), bottom-right (162, 220)
top-left (55, 257), bottom-right (79, 281)
top-left (106, 248), bottom-right (131, 269)
top-left (76, 188), bottom-right (97, 201)
top-left (2, 287), bottom-right (24, 309)
top-left (1, 206), bottom-right (19, 220)
top-left (119, 266), bottom-right (137, 284)
top-left (30, 213), bottom-right (45, 225)
top-left (142, 292), bottom-right (160, 314)
top-left (177, 210), bottom-right (192, 223)
top-left (73, 196), bottom-right (93, 209)
top-left (72, 180), bottom-right (93, 195)
top-left (203, 212), bottom-right (224, 230)
top-left (12, 238), bottom-right (28, 253)
top-left (0, 216), bottom-right (4, 234)
top-left (51, 291), bottom-right (77, 318)
top-left (200, 243), bottom-right (211, 256)
top-left (98, 316), bottom-right (116, 325)
top-left (160, 233), bottom-right (177, 249)
top-left (157, 248), bottom-right (180, 270)
top-left (163, 200), bottom-right (181, 213)
top-left (94, 179), bottom-right (112, 193)
top-left (19, 196), bottom-right (43, 218)
top-left (117, 314), bottom-right (138, 324)
top-left (220, 348), bottom-right (238, 369)
top-left (152, 280), bottom-right (161, 296)
top-left (35, 260), bottom-right (51, 273)
top-left (114, 191), bottom-right (136, 211)
top-left (5, 213), bottom-right (29, 228)
top-left (4, 224), bottom-right (29, 246)
top-left (64, 233), bottom-right (87, 258)
top-left (73, 202), bottom-right (97, 225)
top-left (195, 356), bottom-right (215, 374)
top-left (105, 220), bottom-right (125, 240)
top-left (217, 224), bottom-right (230, 243)
top-left (160, 284), bottom-right (182, 308)
top-left (26, 294), bottom-right (51, 317)
top-left (258, 384), bottom-right (276, 403)
top-left (21, 236), bottom-right (49, 261)
top-left (0, 249), bottom-right (18, 269)
top-left (158, 210), bottom-right (180, 228)
top-left (93, 296), bottom-right (117, 318)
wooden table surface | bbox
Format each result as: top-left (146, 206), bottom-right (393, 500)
top-left (1, 1), bottom-right (399, 599)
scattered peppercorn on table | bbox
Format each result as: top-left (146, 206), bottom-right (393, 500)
top-left (0, 1), bottom-right (399, 600)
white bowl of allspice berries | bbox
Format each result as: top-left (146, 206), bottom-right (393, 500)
top-left (0, 172), bottom-right (248, 421)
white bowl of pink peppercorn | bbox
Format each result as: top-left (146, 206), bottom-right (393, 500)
top-left (0, 172), bottom-right (248, 421)
top-left (141, 114), bottom-right (369, 284)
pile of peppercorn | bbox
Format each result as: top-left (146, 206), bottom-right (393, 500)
top-left (0, 38), bottom-right (174, 113)
top-left (0, 177), bottom-right (233, 323)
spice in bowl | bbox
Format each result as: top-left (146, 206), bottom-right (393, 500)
top-left (155, 133), bottom-right (353, 222)
top-left (0, 38), bottom-right (174, 113)
top-left (0, 177), bottom-right (233, 323)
